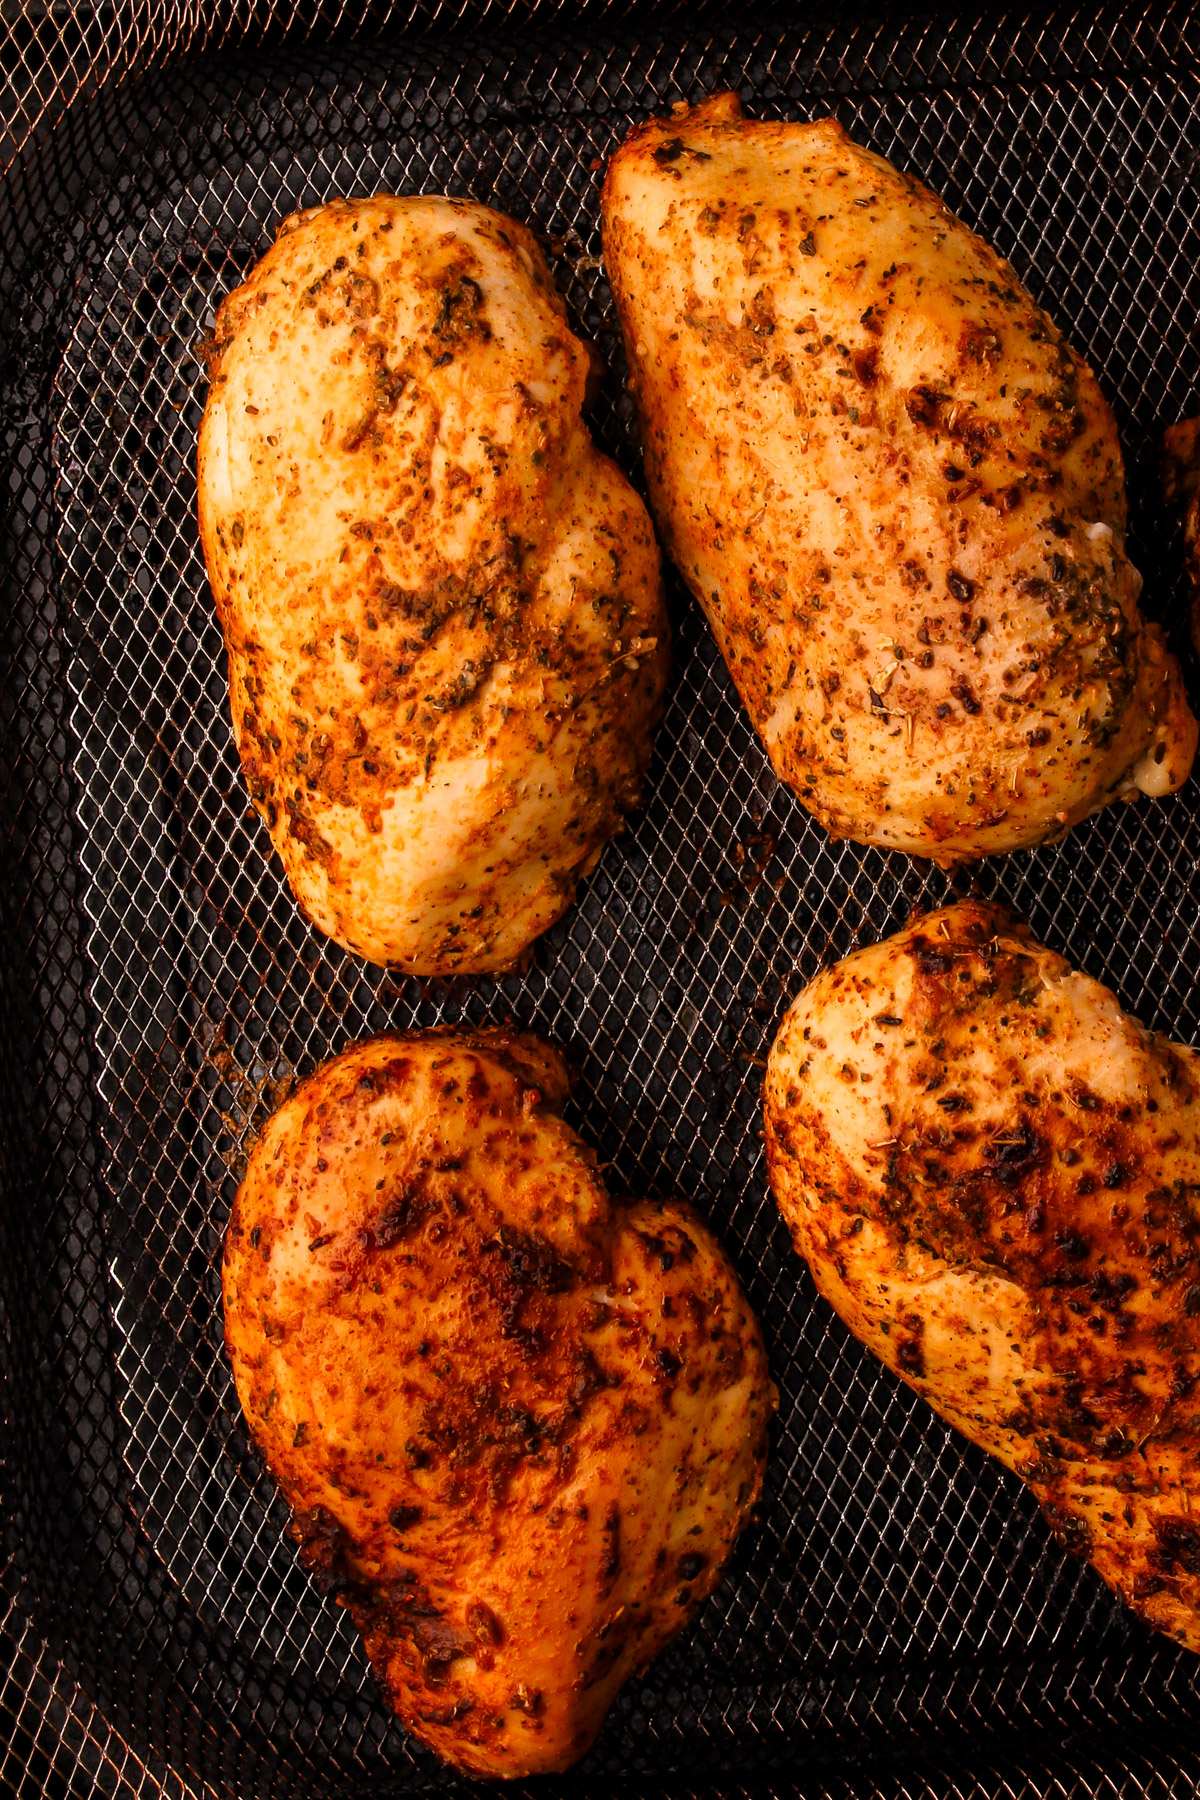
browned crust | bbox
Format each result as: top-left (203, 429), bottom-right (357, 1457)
top-left (765, 901), bottom-right (1200, 1652)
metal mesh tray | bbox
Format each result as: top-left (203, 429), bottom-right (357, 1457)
top-left (4, 2), bottom-right (1200, 1793)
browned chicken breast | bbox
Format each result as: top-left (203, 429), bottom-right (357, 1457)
top-left (602, 93), bottom-right (1196, 863)
top-left (199, 196), bottom-right (667, 974)
top-left (1161, 414), bottom-right (1200, 657)
top-left (224, 1028), bottom-right (772, 1776)
top-left (765, 900), bottom-right (1200, 1652)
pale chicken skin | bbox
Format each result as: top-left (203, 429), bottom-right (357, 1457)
top-left (602, 94), bottom-right (1196, 863)
top-left (224, 1029), bottom-right (772, 1777)
top-left (765, 901), bottom-right (1200, 1651)
top-left (199, 196), bottom-right (667, 973)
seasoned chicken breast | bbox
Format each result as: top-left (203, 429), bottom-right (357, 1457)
top-left (199, 196), bottom-right (667, 973)
top-left (1161, 414), bottom-right (1200, 657)
top-left (765, 901), bottom-right (1200, 1651)
top-left (224, 1028), bottom-right (772, 1776)
top-left (602, 94), bottom-right (1196, 863)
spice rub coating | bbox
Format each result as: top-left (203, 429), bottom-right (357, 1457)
top-left (765, 900), bottom-right (1200, 1651)
top-left (224, 1028), bottom-right (772, 1776)
top-left (1161, 414), bottom-right (1200, 659)
top-left (199, 196), bottom-right (668, 972)
top-left (602, 93), bottom-right (1195, 863)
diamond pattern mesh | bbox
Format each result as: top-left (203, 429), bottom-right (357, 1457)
top-left (5, 1), bottom-right (1200, 1794)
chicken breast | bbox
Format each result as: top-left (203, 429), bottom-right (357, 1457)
top-left (602, 93), bottom-right (1196, 863)
top-left (223, 1028), bottom-right (772, 1776)
top-left (198, 196), bottom-right (668, 973)
top-left (764, 900), bottom-right (1200, 1651)
top-left (1161, 414), bottom-right (1200, 657)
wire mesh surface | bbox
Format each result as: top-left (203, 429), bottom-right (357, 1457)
top-left (5, 2), bottom-right (1200, 1794)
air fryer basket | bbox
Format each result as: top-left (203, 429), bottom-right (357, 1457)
top-left (4, 2), bottom-right (1200, 1794)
